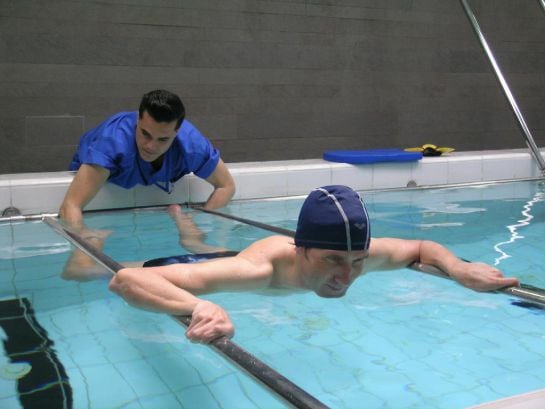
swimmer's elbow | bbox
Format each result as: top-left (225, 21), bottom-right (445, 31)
top-left (108, 269), bottom-right (137, 299)
top-left (108, 274), bottom-right (124, 296)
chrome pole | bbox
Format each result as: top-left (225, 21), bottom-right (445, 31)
top-left (460, 0), bottom-right (545, 173)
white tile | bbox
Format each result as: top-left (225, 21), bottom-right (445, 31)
top-left (0, 177), bottom-right (10, 188)
top-left (234, 171), bottom-right (289, 200)
top-left (86, 184), bottom-right (136, 211)
top-left (482, 158), bottom-right (518, 181)
top-left (286, 168), bottom-right (332, 196)
top-left (508, 156), bottom-right (536, 179)
top-left (447, 159), bottom-right (483, 184)
top-left (11, 183), bottom-right (68, 214)
top-left (372, 162), bottom-right (419, 189)
top-left (413, 159), bottom-right (449, 186)
top-left (1, 171), bottom-right (73, 186)
top-left (0, 186), bottom-right (11, 214)
top-left (331, 164), bottom-right (374, 191)
top-left (188, 176), bottom-right (214, 204)
top-left (133, 178), bottom-right (190, 207)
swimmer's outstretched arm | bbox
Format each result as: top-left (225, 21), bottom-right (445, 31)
top-left (366, 238), bottom-right (519, 291)
top-left (110, 266), bottom-right (233, 343)
top-left (109, 239), bottom-right (277, 343)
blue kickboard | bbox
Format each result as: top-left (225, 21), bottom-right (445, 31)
top-left (323, 149), bottom-right (423, 164)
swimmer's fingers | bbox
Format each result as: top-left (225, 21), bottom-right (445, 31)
top-left (456, 262), bottom-right (520, 291)
top-left (186, 300), bottom-right (234, 343)
top-left (501, 277), bottom-right (520, 288)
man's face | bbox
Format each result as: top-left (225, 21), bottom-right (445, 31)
top-left (136, 111), bottom-right (178, 163)
top-left (298, 247), bottom-right (368, 298)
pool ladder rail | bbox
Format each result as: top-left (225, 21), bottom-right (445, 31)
top-left (41, 216), bottom-right (330, 409)
top-left (460, 0), bottom-right (545, 176)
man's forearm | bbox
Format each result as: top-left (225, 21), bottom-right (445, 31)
top-left (110, 268), bottom-right (201, 315)
top-left (59, 164), bottom-right (110, 226)
top-left (418, 240), bottom-right (466, 277)
top-left (417, 240), bottom-right (519, 291)
top-left (204, 185), bottom-right (235, 209)
top-left (58, 203), bottom-right (84, 229)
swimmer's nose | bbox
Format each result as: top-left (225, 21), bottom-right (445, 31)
top-left (335, 268), bottom-right (351, 284)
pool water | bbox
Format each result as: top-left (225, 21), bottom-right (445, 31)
top-left (1, 180), bottom-right (545, 408)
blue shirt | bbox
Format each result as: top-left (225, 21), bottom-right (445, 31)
top-left (69, 112), bottom-right (220, 192)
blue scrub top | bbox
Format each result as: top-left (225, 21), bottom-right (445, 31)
top-left (69, 112), bottom-right (220, 192)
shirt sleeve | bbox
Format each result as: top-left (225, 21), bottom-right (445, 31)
top-left (71, 112), bottom-right (137, 178)
top-left (179, 121), bottom-right (220, 179)
top-left (82, 146), bottom-right (118, 172)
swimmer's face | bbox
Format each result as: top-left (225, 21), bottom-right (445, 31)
top-left (136, 111), bottom-right (178, 163)
top-left (297, 247), bottom-right (368, 298)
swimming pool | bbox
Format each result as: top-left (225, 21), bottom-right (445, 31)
top-left (1, 180), bottom-right (545, 408)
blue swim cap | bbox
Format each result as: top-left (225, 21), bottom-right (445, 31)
top-left (294, 185), bottom-right (371, 251)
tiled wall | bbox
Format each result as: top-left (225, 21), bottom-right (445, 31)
top-left (1, 149), bottom-right (544, 216)
top-left (1, 1), bottom-right (544, 174)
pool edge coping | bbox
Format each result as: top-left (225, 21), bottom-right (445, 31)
top-left (1, 148), bottom-right (544, 216)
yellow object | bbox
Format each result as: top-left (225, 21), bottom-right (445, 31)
top-left (405, 144), bottom-right (455, 156)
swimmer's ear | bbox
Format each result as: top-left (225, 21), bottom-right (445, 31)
top-left (294, 246), bottom-right (307, 258)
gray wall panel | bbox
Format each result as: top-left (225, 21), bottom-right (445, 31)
top-left (0, 0), bottom-right (543, 173)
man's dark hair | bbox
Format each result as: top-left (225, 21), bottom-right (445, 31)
top-left (139, 89), bottom-right (185, 130)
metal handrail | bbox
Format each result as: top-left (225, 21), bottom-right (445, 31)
top-left (460, 0), bottom-right (545, 174)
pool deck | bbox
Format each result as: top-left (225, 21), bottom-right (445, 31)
top-left (1, 148), bottom-right (544, 216)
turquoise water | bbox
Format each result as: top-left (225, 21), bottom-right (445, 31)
top-left (1, 180), bottom-right (545, 408)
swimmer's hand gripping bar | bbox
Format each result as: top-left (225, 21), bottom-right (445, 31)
top-left (192, 205), bottom-right (545, 307)
top-left (42, 216), bottom-right (329, 409)
top-left (409, 262), bottom-right (545, 306)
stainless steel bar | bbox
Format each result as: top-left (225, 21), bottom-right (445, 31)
top-left (1, 176), bottom-right (544, 226)
top-left (409, 262), bottom-right (545, 306)
top-left (460, 0), bottom-right (545, 172)
top-left (0, 213), bottom-right (57, 224)
top-left (42, 216), bottom-right (329, 409)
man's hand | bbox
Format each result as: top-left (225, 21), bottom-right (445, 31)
top-left (185, 300), bottom-right (234, 343)
top-left (450, 262), bottom-right (520, 292)
top-left (204, 159), bottom-right (235, 209)
top-left (61, 228), bottom-right (114, 281)
top-left (59, 164), bottom-right (110, 227)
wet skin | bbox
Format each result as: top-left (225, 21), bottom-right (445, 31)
top-left (299, 248), bottom-right (368, 298)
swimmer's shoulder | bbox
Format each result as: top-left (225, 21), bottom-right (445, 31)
top-left (239, 235), bottom-right (294, 261)
top-left (245, 235), bottom-right (294, 251)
